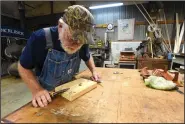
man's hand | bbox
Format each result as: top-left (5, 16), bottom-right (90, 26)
top-left (18, 62), bottom-right (52, 108)
top-left (85, 55), bottom-right (101, 82)
top-left (32, 88), bottom-right (52, 107)
top-left (91, 71), bottom-right (101, 82)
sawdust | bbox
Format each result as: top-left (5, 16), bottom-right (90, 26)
top-left (50, 105), bottom-right (88, 117)
top-left (70, 113), bottom-right (81, 117)
top-left (35, 112), bottom-right (43, 116)
top-left (50, 107), bottom-right (79, 116)
top-left (50, 108), bottom-right (68, 115)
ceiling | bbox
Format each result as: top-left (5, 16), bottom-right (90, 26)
top-left (1, 1), bottom-right (70, 19)
top-left (1, 1), bottom-right (148, 19)
top-left (1, 1), bottom-right (20, 19)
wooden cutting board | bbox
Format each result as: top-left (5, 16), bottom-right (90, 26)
top-left (55, 78), bottom-right (97, 101)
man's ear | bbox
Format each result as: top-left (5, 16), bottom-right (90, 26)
top-left (58, 22), bottom-right (62, 28)
top-left (58, 18), bottom-right (64, 28)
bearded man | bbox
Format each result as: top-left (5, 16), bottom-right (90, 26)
top-left (18, 5), bottom-right (100, 108)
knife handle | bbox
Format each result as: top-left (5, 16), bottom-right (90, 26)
top-left (49, 91), bottom-right (55, 98)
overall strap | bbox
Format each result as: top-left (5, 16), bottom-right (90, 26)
top-left (43, 27), bottom-right (53, 49)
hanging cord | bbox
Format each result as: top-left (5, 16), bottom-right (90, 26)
top-left (139, 3), bottom-right (156, 25)
top-left (139, 2), bottom-right (172, 52)
top-left (134, 2), bottom-right (152, 26)
top-left (133, 1), bottom-right (171, 52)
top-left (163, 9), bottom-right (172, 51)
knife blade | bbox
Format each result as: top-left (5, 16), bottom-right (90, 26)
top-left (49, 88), bottom-right (70, 98)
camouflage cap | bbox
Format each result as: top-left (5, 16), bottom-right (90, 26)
top-left (61, 5), bottom-right (95, 44)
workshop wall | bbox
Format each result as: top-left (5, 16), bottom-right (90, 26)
top-left (76, 1), bottom-right (184, 63)
top-left (90, 3), bottom-right (147, 41)
top-left (1, 15), bottom-right (20, 28)
top-left (53, 1), bottom-right (71, 14)
top-left (26, 13), bottom-right (64, 31)
top-left (1, 1), bottom-right (20, 19)
top-left (80, 1), bottom-right (185, 42)
top-left (89, 2), bottom-right (185, 24)
top-left (25, 1), bottom-right (50, 17)
top-left (25, 1), bottom-right (69, 30)
top-left (25, 1), bottom-right (70, 17)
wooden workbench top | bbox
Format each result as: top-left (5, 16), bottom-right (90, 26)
top-left (2, 68), bottom-right (184, 123)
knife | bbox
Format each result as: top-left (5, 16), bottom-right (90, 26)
top-left (49, 88), bottom-right (70, 98)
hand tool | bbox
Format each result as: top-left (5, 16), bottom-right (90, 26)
top-left (49, 88), bottom-right (70, 98)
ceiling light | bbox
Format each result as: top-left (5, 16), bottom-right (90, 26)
top-left (89, 3), bottom-right (123, 9)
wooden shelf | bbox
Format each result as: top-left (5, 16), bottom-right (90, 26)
top-left (95, 20), bottom-right (184, 28)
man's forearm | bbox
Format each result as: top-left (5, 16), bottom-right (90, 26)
top-left (18, 62), bottom-right (42, 93)
top-left (85, 55), bottom-right (96, 74)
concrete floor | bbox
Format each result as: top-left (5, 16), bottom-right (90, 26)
top-left (1, 61), bottom-right (88, 118)
top-left (1, 76), bottom-right (32, 118)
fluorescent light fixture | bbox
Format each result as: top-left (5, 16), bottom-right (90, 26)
top-left (89, 3), bottom-right (123, 9)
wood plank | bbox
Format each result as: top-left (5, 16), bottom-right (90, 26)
top-left (166, 40), bottom-right (184, 44)
top-left (174, 13), bottom-right (180, 53)
top-left (55, 78), bottom-right (97, 101)
top-left (158, 20), bottom-right (184, 24)
top-left (95, 20), bottom-right (185, 28)
top-left (178, 22), bottom-right (184, 52)
top-left (2, 68), bottom-right (184, 123)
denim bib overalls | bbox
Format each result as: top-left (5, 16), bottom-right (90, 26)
top-left (38, 28), bottom-right (81, 91)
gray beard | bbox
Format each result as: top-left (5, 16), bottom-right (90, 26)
top-left (61, 43), bottom-right (82, 54)
top-left (59, 31), bottom-right (82, 54)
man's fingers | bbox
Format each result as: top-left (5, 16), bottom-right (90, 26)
top-left (36, 97), bottom-right (44, 107)
top-left (98, 75), bottom-right (101, 79)
top-left (32, 99), bottom-right (38, 107)
top-left (32, 89), bottom-right (53, 108)
top-left (44, 92), bottom-right (52, 103)
top-left (94, 76), bottom-right (98, 81)
top-left (91, 75), bottom-right (101, 82)
top-left (40, 95), bottom-right (48, 106)
top-left (91, 76), bottom-right (95, 81)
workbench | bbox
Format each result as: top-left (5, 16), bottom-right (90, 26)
top-left (2, 68), bottom-right (184, 123)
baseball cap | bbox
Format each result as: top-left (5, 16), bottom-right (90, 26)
top-left (60, 5), bottom-right (95, 44)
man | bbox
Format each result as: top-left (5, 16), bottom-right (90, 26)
top-left (18, 5), bottom-right (100, 108)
